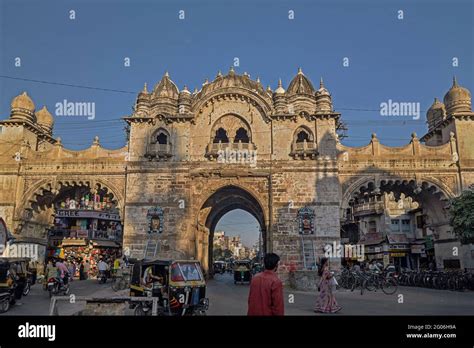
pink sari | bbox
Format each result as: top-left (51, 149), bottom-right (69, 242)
top-left (314, 269), bottom-right (342, 313)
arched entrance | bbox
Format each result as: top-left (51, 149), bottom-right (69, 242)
top-left (196, 185), bottom-right (267, 275)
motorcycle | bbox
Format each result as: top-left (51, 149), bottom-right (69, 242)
top-left (47, 277), bottom-right (70, 298)
top-left (98, 271), bottom-right (107, 284)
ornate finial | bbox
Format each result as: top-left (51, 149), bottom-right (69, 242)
top-left (202, 78), bottom-right (209, 86)
top-left (434, 97), bottom-right (439, 103)
top-left (229, 66), bottom-right (235, 74)
top-left (164, 71), bottom-right (169, 78)
top-left (193, 87), bottom-right (198, 94)
top-left (243, 72), bottom-right (248, 77)
top-left (298, 67), bottom-right (303, 75)
top-left (371, 133), bottom-right (377, 139)
top-left (278, 79), bottom-right (282, 88)
top-left (93, 136), bottom-right (100, 145)
top-left (411, 132), bottom-right (417, 139)
top-left (320, 77), bottom-right (324, 89)
top-left (56, 137), bottom-right (62, 145)
top-left (142, 82), bottom-right (148, 93)
top-left (183, 85), bottom-right (189, 92)
top-left (256, 77), bottom-right (261, 84)
top-left (216, 70), bottom-right (222, 78)
top-left (266, 85), bottom-right (272, 92)
top-left (452, 76), bottom-right (458, 87)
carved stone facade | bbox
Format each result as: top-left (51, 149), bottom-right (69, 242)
top-left (1, 70), bottom-right (473, 282)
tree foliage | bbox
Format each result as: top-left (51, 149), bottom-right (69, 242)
top-left (449, 188), bottom-right (474, 244)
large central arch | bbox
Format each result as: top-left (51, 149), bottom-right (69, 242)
top-left (197, 185), bottom-right (267, 275)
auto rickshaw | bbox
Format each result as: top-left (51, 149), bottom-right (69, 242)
top-left (0, 257), bottom-right (30, 313)
top-left (213, 261), bottom-right (226, 274)
top-left (129, 258), bottom-right (209, 316)
top-left (234, 260), bottom-right (252, 284)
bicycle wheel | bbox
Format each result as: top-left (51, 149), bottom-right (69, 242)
top-left (382, 278), bottom-right (397, 295)
top-left (365, 276), bottom-right (376, 292)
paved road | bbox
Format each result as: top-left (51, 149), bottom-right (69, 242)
top-left (207, 273), bottom-right (474, 315)
top-left (1, 273), bottom-right (473, 315)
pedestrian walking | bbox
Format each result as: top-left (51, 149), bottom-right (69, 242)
top-left (79, 261), bottom-right (85, 280)
top-left (314, 257), bottom-right (341, 314)
top-left (247, 253), bottom-right (284, 316)
top-left (83, 260), bottom-right (90, 280)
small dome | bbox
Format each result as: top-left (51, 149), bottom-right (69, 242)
top-left (10, 91), bottom-right (36, 123)
top-left (287, 68), bottom-right (315, 95)
top-left (180, 85), bottom-right (191, 95)
top-left (11, 91), bottom-right (35, 112)
top-left (426, 98), bottom-right (445, 129)
top-left (36, 106), bottom-right (54, 133)
top-left (443, 77), bottom-right (471, 114)
top-left (316, 77), bottom-right (330, 96)
top-left (274, 79), bottom-right (286, 94)
top-left (152, 72), bottom-right (179, 99)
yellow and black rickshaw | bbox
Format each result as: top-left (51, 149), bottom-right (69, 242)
top-left (129, 258), bottom-right (209, 316)
top-left (0, 257), bottom-right (30, 313)
top-left (234, 260), bottom-right (252, 284)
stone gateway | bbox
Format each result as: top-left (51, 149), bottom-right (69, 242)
top-left (1, 70), bottom-right (473, 286)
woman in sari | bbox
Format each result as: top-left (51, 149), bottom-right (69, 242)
top-left (314, 257), bottom-right (341, 313)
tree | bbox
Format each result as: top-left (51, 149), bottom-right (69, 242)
top-left (449, 188), bottom-right (474, 244)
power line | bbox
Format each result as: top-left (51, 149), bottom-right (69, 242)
top-left (0, 75), bottom-right (136, 94)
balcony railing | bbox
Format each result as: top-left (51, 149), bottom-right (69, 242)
top-left (290, 140), bottom-right (318, 159)
top-left (352, 201), bottom-right (385, 215)
top-left (144, 143), bottom-right (172, 160)
top-left (206, 141), bottom-right (257, 159)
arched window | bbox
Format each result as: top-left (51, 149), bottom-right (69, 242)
top-left (157, 132), bottom-right (168, 145)
top-left (296, 130), bottom-right (310, 143)
top-left (213, 128), bottom-right (229, 143)
top-left (234, 127), bottom-right (249, 143)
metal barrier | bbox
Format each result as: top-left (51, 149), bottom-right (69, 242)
top-left (49, 296), bottom-right (158, 316)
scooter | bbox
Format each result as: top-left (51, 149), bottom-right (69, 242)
top-left (47, 277), bottom-right (70, 298)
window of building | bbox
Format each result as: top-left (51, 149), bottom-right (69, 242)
top-left (368, 221), bottom-right (377, 233)
top-left (157, 132), bottom-right (168, 145)
top-left (234, 127), bottom-right (249, 143)
top-left (390, 219), bottom-right (400, 232)
top-left (213, 128), bottom-right (229, 143)
top-left (401, 219), bottom-right (411, 232)
top-left (296, 130), bottom-right (310, 143)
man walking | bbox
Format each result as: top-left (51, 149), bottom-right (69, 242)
top-left (247, 253), bottom-right (284, 316)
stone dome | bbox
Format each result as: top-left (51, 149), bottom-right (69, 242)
top-left (315, 78), bottom-right (332, 112)
top-left (152, 72), bottom-right (179, 99)
top-left (443, 77), bottom-right (471, 114)
top-left (36, 106), bottom-right (54, 134)
top-left (287, 68), bottom-right (315, 95)
top-left (10, 91), bottom-right (36, 123)
top-left (274, 79), bottom-right (286, 94)
top-left (426, 98), bottom-right (445, 130)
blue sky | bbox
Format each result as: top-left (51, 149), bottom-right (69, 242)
top-left (1, 0), bottom-right (472, 245)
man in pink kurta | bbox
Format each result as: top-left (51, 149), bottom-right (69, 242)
top-left (247, 253), bottom-right (284, 316)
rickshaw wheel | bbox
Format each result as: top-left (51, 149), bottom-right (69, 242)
top-left (22, 283), bottom-right (31, 296)
top-left (0, 298), bottom-right (10, 313)
top-left (134, 305), bottom-right (150, 316)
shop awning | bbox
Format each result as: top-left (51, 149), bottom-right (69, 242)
top-left (360, 233), bottom-right (384, 245)
top-left (91, 240), bottom-right (120, 248)
top-left (61, 238), bottom-right (87, 247)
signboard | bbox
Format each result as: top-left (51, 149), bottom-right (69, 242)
top-left (0, 218), bottom-right (7, 255)
top-left (390, 252), bottom-right (406, 257)
top-left (147, 206), bottom-right (164, 234)
top-left (383, 254), bottom-right (390, 267)
top-left (298, 207), bottom-right (315, 235)
top-left (55, 209), bottom-right (120, 221)
top-left (411, 245), bottom-right (424, 254)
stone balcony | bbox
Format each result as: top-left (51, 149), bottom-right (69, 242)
top-left (144, 143), bottom-right (172, 161)
top-left (205, 141), bottom-right (257, 160)
top-left (290, 140), bottom-right (318, 159)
